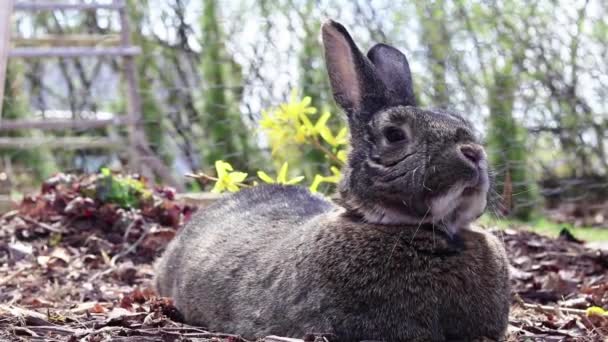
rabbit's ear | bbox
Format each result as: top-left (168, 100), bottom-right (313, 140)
top-left (322, 20), bottom-right (387, 118)
top-left (367, 43), bottom-right (416, 107)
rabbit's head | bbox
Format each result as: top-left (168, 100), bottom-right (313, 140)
top-left (322, 20), bottom-right (489, 234)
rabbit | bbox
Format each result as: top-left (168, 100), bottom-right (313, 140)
top-left (154, 20), bottom-right (510, 342)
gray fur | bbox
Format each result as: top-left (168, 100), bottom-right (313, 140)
top-left (155, 20), bottom-right (510, 341)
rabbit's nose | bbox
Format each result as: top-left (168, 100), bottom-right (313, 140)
top-left (459, 144), bottom-right (485, 165)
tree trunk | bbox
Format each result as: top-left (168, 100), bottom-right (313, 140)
top-left (487, 63), bottom-right (534, 220)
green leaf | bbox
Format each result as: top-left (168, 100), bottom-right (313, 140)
top-left (257, 171), bottom-right (275, 184)
top-left (317, 126), bottom-right (336, 146)
top-left (335, 127), bottom-right (348, 145)
top-left (215, 160), bottom-right (233, 179)
top-left (336, 149), bottom-right (348, 162)
top-left (49, 232), bottom-right (62, 247)
top-left (93, 168), bottom-right (149, 208)
top-left (226, 182), bottom-right (240, 192)
top-left (277, 162), bottom-right (289, 183)
top-left (315, 110), bottom-right (331, 128)
top-left (211, 181), bottom-right (225, 193)
top-left (309, 175), bottom-right (324, 193)
top-left (285, 176), bottom-right (305, 185)
top-left (228, 171), bottom-right (248, 184)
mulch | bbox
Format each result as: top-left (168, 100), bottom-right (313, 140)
top-left (0, 174), bottom-right (607, 341)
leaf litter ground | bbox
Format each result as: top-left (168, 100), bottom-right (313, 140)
top-left (0, 173), bottom-right (607, 341)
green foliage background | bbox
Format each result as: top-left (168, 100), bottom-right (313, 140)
top-left (2, 0), bottom-right (608, 221)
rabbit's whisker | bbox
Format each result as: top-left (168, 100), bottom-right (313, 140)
top-left (377, 151), bottom-right (420, 168)
top-left (385, 207), bottom-right (430, 267)
top-left (432, 223), bottom-right (436, 249)
top-left (422, 178), bottom-right (433, 192)
top-left (382, 167), bottom-right (414, 183)
top-left (438, 220), bottom-right (451, 237)
top-left (409, 207), bottom-right (431, 244)
top-left (411, 165), bottom-right (420, 185)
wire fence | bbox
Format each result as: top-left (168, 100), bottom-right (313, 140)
top-left (1, 0), bottom-right (608, 226)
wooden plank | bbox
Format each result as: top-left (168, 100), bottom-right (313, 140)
top-left (0, 117), bottom-right (131, 131)
top-left (0, 0), bottom-right (14, 117)
top-left (8, 46), bottom-right (141, 58)
top-left (12, 34), bottom-right (121, 47)
top-left (117, 0), bottom-right (145, 173)
top-left (0, 137), bottom-right (122, 149)
top-left (13, 2), bottom-right (125, 11)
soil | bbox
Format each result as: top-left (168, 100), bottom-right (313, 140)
top-left (0, 174), bottom-right (606, 341)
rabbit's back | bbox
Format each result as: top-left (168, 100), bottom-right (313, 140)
top-left (154, 185), bottom-right (335, 332)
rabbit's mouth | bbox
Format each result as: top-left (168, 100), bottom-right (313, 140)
top-left (462, 176), bottom-right (483, 196)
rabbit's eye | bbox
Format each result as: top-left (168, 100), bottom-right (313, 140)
top-left (383, 127), bottom-right (406, 143)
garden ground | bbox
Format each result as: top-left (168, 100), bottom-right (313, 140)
top-left (0, 174), bottom-right (607, 341)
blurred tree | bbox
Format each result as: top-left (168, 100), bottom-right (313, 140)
top-left (298, 6), bottom-right (324, 112)
top-left (198, 0), bottom-right (255, 172)
top-left (416, 1), bottom-right (450, 107)
top-left (5, 0), bottom-right (607, 211)
top-left (451, 0), bottom-right (535, 219)
top-left (1, 61), bottom-right (57, 180)
top-left (150, 1), bottom-right (202, 175)
top-left (127, 0), bottom-right (173, 166)
top-left (293, 0), bottom-right (342, 179)
top-left (486, 63), bottom-right (533, 220)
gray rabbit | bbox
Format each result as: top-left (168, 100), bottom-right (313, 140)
top-left (155, 20), bottom-right (510, 341)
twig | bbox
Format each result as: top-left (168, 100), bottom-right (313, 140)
top-left (311, 138), bottom-right (345, 166)
top-left (154, 326), bottom-right (218, 333)
top-left (18, 215), bottom-right (65, 233)
top-left (185, 172), bottom-right (251, 188)
top-left (265, 336), bottom-right (305, 342)
top-left (88, 222), bottom-right (151, 282)
top-left (122, 220), bottom-right (137, 243)
top-left (112, 223), bottom-right (152, 266)
top-left (9, 326), bottom-right (39, 337)
top-left (23, 325), bottom-right (80, 335)
top-left (137, 328), bottom-right (246, 340)
top-left (9, 333), bottom-right (63, 342)
top-left (72, 324), bottom-right (250, 341)
top-left (0, 268), bottom-right (25, 287)
top-left (522, 302), bottom-right (587, 315)
top-left (0, 304), bottom-right (49, 326)
top-left (74, 325), bottom-right (127, 338)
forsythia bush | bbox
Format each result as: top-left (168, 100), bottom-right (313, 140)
top-left (191, 90), bottom-right (348, 194)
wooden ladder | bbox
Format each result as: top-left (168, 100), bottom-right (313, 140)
top-left (0, 0), bottom-right (183, 191)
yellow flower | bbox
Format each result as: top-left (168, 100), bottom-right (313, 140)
top-left (586, 306), bottom-right (607, 317)
top-left (314, 110), bottom-right (348, 147)
top-left (257, 162), bottom-right (305, 185)
top-left (314, 110), bottom-right (335, 145)
top-left (257, 90), bottom-right (349, 193)
top-left (259, 109), bottom-right (277, 130)
top-left (336, 149), bottom-right (348, 163)
top-left (309, 167), bottom-right (342, 193)
top-left (309, 175), bottom-right (324, 193)
top-left (335, 127), bottom-right (348, 146)
top-left (294, 124), bottom-right (312, 144)
top-left (279, 89), bottom-right (317, 122)
top-left (260, 89), bottom-right (320, 153)
top-left (211, 160), bottom-right (248, 193)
